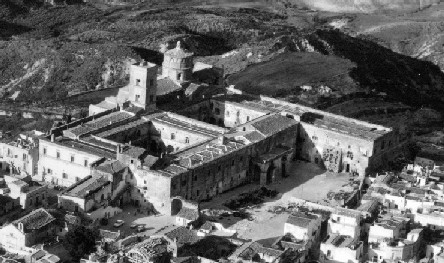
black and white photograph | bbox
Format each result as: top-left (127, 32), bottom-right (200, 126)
top-left (1, 0), bottom-right (444, 262)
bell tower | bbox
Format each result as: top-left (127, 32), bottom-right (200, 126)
top-left (128, 60), bottom-right (158, 111)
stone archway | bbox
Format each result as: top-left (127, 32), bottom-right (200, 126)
top-left (171, 198), bottom-right (183, 216)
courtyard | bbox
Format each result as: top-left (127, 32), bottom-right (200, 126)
top-left (101, 206), bottom-right (175, 238)
top-left (201, 160), bottom-right (356, 241)
top-left (100, 160), bottom-right (355, 242)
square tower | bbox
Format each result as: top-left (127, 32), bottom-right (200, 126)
top-left (128, 61), bottom-right (158, 111)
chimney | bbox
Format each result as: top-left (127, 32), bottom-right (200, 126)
top-left (51, 134), bottom-right (55, 142)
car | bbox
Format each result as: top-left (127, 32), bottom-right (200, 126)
top-left (113, 220), bottom-right (124, 228)
top-left (130, 223), bottom-right (138, 229)
top-left (137, 225), bottom-right (145, 232)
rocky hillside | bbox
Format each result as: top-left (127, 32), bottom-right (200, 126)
top-left (284, 0), bottom-right (442, 13)
top-left (1, 1), bottom-right (444, 120)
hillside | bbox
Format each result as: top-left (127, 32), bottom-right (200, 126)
top-left (284, 0), bottom-right (442, 13)
top-left (0, 1), bottom-right (444, 142)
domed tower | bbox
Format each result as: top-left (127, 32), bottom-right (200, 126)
top-left (162, 41), bottom-right (194, 84)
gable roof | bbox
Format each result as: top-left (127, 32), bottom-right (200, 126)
top-left (13, 208), bottom-right (55, 233)
top-left (251, 114), bottom-right (298, 136)
top-left (164, 226), bottom-right (200, 245)
top-left (176, 207), bottom-right (199, 221)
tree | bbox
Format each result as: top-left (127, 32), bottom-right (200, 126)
top-left (63, 225), bottom-right (99, 261)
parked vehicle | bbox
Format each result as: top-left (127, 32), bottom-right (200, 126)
top-left (113, 220), bottom-right (124, 227)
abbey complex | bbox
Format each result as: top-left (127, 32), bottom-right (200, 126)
top-left (19, 42), bottom-right (401, 216)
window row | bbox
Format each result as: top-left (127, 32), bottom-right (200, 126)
top-left (43, 148), bottom-right (89, 166)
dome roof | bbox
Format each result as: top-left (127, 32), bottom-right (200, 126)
top-left (164, 41), bottom-right (193, 58)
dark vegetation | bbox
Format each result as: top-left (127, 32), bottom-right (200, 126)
top-left (180, 235), bottom-right (237, 260)
top-left (63, 225), bottom-right (99, 261)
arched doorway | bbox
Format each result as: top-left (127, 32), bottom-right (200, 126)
top-left (171, 198), bottom-right (183, 216)
top-left (281, 155), bottom-right (287, 177)
top-left (267, 163), bottom-right (275, 184)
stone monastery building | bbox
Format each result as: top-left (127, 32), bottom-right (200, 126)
top-left (35, 42), bottom-right (401, 215)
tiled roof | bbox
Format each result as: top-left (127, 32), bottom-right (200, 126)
top-left (121, 146), bottom-right (146, 159)
top-left (164, 226), bottom-right (200, 245)
top-left (50, 138), bottom-right (115, 159)
top-left (164, 42), bottom-right (193, 58)
top-left (157, 78), bottom-right (183, 96)
top-left (176, 141), bottom-right (243, 168)
top-left (143, 155), bottom-right (159, 168)
top-left (251, 114), bottom-right (298, 137)
top-left (243, 131), bottom-right (265, 143)
top-left (13, 208), bottom-right (55, 233)
top-left (68, 111), bottom-right (133, 136)
top-left (96, 160), bottom-right (127, 175)
top-left (176, 207), bottom-right (199, 221)
top-left (94, 118), bottom-right (149, 138)
top-left (63, 175), bottom-right (110, 198)
top-left (246, 99), bottom-right (392, 141)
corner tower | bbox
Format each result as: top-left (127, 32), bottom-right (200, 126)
top-left (128, 61), bottom-right (158, 111)
top-left (162, 41), bottom-right (194, 84)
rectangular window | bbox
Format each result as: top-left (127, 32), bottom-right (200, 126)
top-left (185, 137), bottom-right (189, 144)
top-left (47, 168), bottom-right (52, 174)
top-left (56, 151), bottom-right (60, 159)
top-left (62, 173), bottom-right (68, 179)
top-left (171, 133), bottom-right (175, 140)
top-left (84, 159), bottom-right (88, 167)
top-left (135, 94), bottom-right (140, 102)
top-left (43, 147), bottom-right (47, 155)
top-left (71, 155), bottom-right (75, 163)
top-left (23, 154), bottom-right (27, 161)
top-left (136, 79), bottom-right (141, 86)
top-left (76, 177), bottom-right (80, 182)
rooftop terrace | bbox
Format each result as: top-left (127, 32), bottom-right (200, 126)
top-left (325, 234), bottom-right (360, 249)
